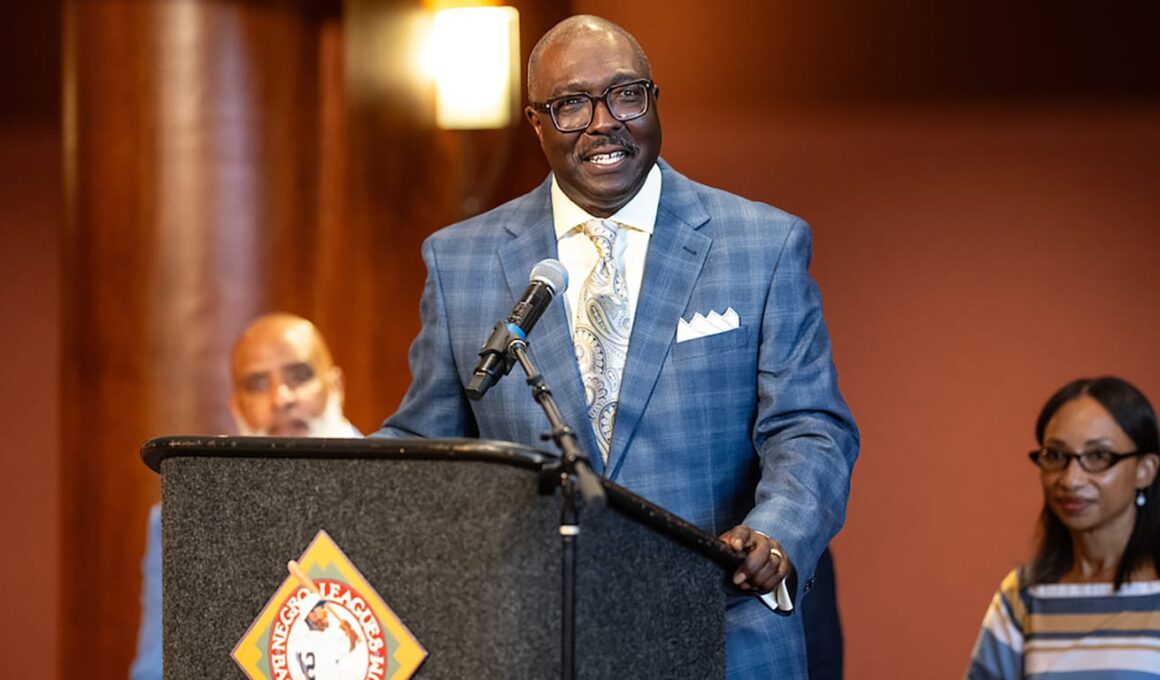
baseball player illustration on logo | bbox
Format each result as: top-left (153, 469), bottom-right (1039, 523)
top-left (283, 560), bottom-right (372, 680)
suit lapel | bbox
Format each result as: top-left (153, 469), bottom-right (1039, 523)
top-left (605, 168), bottom-right (711, 478)
top-left (497, 191), bottom-right (605, 474)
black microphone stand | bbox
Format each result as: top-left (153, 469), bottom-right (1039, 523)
top-left (507, 338), bottom-right (605, 680)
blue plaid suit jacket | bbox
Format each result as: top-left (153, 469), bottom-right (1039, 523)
top-left (378, 160), bottom-right (859, 679)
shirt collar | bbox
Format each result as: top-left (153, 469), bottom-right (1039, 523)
top-left (551, 163), bottom-right (662, 239)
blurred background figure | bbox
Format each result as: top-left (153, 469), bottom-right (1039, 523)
top-left (967, 376), bottom-right (1160, 679)
top-left (229, 311), bottom-right (359, 438)
top-left (130, 312), bottom-right (360, 680)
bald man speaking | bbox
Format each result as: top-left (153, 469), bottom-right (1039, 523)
top-left (376, 15), bottom-right (858, 679)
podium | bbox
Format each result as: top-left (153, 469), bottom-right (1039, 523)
top-left (143, 436), bottom-right (741, 679)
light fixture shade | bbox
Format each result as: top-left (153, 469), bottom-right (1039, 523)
top-left (430, 7), bottom-right (520, 129)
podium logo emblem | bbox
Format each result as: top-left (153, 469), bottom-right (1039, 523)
top-left (232, 530), bottom-right (427, 680)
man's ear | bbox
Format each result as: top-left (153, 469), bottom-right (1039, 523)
top-left (228, 391), bottom-right (242, 423)
top-left (524, 106), bottom-right (544, 144)
top-left (328, 366), bottom-right (346, 406)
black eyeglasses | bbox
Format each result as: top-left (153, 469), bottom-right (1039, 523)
top-left (1028, 447), bottom-right (1147, 473)
top-left (530, 79), bottom-right (655, 133)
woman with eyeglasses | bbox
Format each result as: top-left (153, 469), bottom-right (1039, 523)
top-left (967, 376), bottom-right (1160, 679)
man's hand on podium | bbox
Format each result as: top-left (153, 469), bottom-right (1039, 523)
top-left (719, 524), bottom-right (789, 595)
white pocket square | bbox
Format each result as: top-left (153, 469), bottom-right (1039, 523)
top-left (676, 307), bottom-right (740, 343)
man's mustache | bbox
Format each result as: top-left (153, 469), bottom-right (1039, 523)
top-left (579, 135), bottom-right (638, 157)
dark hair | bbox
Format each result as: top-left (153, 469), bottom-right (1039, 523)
top-left (1028, 376), bottom-right (1160, 589)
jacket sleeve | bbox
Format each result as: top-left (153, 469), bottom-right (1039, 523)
top-left (744, 219), bottom-right (860, 589)
top-left (129, 504), bottom-right (163, 680)
top-left (374, 237), bottom-right (479, 439)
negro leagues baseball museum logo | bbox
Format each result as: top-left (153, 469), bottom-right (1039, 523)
top-left (232, 530), bottom-right (426, 680)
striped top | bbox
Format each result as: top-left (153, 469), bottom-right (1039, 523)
top-left (967, 568), bottom-right (1160, 679)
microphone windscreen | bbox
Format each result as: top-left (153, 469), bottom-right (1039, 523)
top-left (530, 258), bottom-right (568, 295)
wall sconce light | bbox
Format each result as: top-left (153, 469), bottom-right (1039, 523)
top-left (427, 7), bottom-right (520, 130)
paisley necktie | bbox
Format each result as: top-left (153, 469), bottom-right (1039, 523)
top-left (573, 219), bottom-right (632, 464)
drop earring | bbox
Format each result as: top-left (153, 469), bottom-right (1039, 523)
top-left (1138, 489), bottom-right (1147, 507)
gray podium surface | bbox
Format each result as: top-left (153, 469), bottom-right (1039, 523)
top-left (144, 436), bottom-right (738, 679)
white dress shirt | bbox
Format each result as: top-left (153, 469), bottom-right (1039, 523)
top-left (551, 163), bottom-right (661, 332)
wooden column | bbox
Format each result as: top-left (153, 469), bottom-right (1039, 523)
top-left (60, 0), bottom-right (338, 675)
